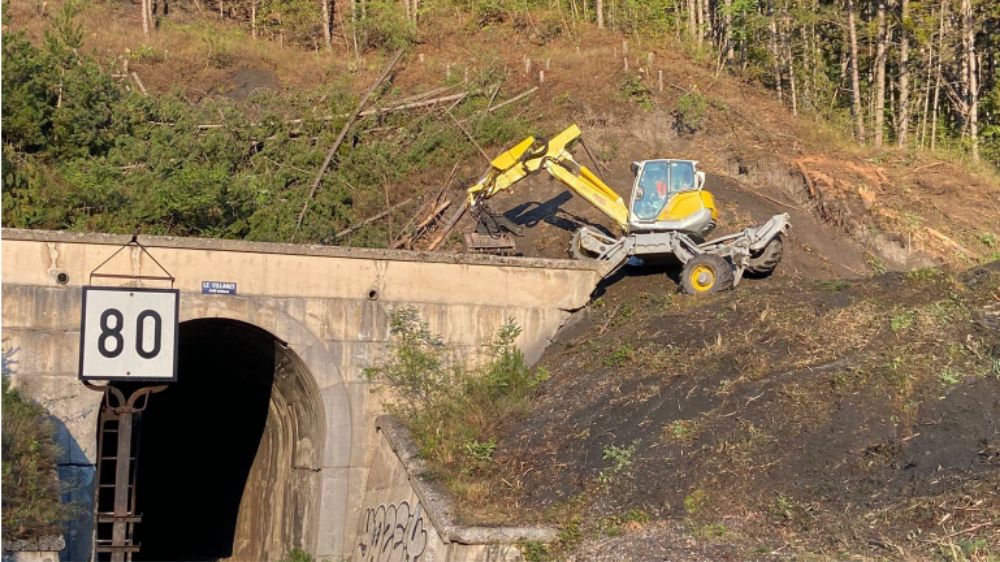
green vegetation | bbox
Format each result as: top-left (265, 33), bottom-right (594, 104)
top-left (278, 547), bottom-right (314, 562)
top-left (1, 4), bottom-right (525, 245)
top-left (604, 343), bottom-right (635, 367)
top-left (597, 440), bottom-right (637, 484)
top-left (619, 72), bottom-right (653, 110)
top-left (2, 351), bottom-right (73, 541)
top-left (673, 91), bottom-right (708, 135)
top-left (364, 308), bottom-right (547, 479)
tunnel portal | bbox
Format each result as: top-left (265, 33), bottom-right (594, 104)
top-left (103, 318), bottom-right (325, 561)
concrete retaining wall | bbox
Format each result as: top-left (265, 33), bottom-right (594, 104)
top-left (355, 418), bottom-right (555, 562)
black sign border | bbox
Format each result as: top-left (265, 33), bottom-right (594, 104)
top-left (78, 286), bottom-right (180, 383)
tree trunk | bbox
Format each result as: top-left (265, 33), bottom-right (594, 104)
top-left (847, 0), bottom-right (866, 142)
top-left (597, 0), bottom-right (605, 28)
top-left (897, 0), bottom-right (910, 146)
top-left (702, 0), bottom-right (712, 42)
top-left (874, 0), bottom-right (887, 146)
top-left (321, 0), bottom-right (332, 48)
top-left (783, 17), bottom-right (797, 115)
top-left (141, 0), bottom-right (150, 34)
top-left (962, 0), bottom-right (978, 160)
top-left (251, 0), bottom-right (257, 38)
top-left (918, 44), bottom-right (933, 147)
top-left (769, 14), bottom-right (783, 103)
top-left (724, 0), bottom-right (733, 64)
top-left (687, 0), bottom-right (696, 39)
top-left (931, 0), bottom-right (946, 150)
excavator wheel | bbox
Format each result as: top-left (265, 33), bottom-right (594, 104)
top-left (680, 254), bottom-right (735, 295)
top-left (746, 235), bottom-right (784, 276)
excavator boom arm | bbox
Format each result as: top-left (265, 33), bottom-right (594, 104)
top-left (467, 124), bottom-right (630, 230)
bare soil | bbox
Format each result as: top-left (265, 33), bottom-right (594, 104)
top-left (484, 262), bottom-right (1000, 559)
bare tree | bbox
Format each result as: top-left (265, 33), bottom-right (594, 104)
top-left (847, 0), bottom-right (866, 141)
top-left (897, 0), bottom-right (910, 146)
top-left (322, 0), bottom-right (333, 48)
top-left (961, 0), bottom-right (978, 160)
top-left (874, 0), bottom-right (887, 146)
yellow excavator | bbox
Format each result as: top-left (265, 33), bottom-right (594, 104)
top-left (466, 124), bottom-right (790, 294)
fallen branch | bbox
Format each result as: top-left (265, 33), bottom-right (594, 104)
top-left (297, 49), bottom-right (405, 229)
top-left (426, 200), bottom-right (469, 251)
top-left (488, 86), bottom-right (538, 113)
top-left (334, 196), bottom-right (415, 240)
top-left (416, 199), bottom-right (452, 230)
top-left (925, 227), bottom-right (973, 255)
top-left (445, 107), bottom-right (491, 164)
top-left (795, 160), bottom-right (818, 198)
top-left (482, 81), bottom-right (504, 116)
top-left (359, 92), bottom-right (467, 117)
top-left (579, 138), bottom-right (610, 174)
top-left (390, 162), bottom-right (460, 249)
top-left (130, 72), bottom-right (148, 95)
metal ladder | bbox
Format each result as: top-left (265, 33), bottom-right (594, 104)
top-left (89, 386), bottom-right (165, 562)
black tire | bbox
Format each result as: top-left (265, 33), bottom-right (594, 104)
top-left (680, 254), bottom-right (735, 295)
top-left (569, 228), bottom-right (597, 260)
top-left (746, 236), bottom-right (784, 276)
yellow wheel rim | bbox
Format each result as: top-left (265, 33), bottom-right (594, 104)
top-left (690, 264), bottom-right (716, 292)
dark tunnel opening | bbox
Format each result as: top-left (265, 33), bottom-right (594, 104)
top-left (100, 317), bottom-right (326, 561)
top-left (113, 319), bottom-right (275, 561)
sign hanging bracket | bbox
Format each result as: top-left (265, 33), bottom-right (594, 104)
top-left (89, 234), bottom-right (175, 287)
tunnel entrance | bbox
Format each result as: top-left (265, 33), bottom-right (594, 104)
top-left (102, 318), bottom-right (325, 561)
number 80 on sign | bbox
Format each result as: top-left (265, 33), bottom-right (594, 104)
top-left (79, 287), bottom-right (179, 381)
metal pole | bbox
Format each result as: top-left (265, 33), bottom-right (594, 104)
top-left (110, 411), bottom-right (133, 562)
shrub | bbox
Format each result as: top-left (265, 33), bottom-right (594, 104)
top-left (673, 91), bottom-right (708, 135)
top-left (365, 308), bottom-right (546, 473)
top-left (2, 356), bottom-right (73, 541)
top-left (619, 73), bottom-right (653, 110)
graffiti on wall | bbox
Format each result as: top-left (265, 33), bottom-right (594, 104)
top-left (354, 500), bottom-right (428, 562)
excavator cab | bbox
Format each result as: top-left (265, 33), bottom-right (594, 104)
top-left (627, 159), bottom-right (717, 239)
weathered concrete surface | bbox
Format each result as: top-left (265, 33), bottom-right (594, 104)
top-left (2, 536), bottom-right (65, 562)
top-left (354, 417), bottom-right (555, 562)
top-left (1, 228), bottom-right (598, 561)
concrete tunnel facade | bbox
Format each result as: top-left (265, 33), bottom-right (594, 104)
top-left (0, 228), bottom-right (600, 561)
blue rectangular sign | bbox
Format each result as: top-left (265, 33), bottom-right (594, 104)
top-left (201, 281), bottom-right (237, 295)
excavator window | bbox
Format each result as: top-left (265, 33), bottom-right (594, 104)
top-left (669, 161), bottom-right (696, 192)
top-left (633, 162), bottom-right (671, 220)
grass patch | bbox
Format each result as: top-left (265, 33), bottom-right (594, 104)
top-left (604, 343), bottom-right (635, 368)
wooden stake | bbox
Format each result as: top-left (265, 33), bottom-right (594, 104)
top-left (539, 70), bottom-right (545, 84)
top-left (297, 49), bottom-right (404, 229)
top-left (658, 70), bottom-right (663, 92)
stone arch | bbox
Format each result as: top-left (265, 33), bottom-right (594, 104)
top-left (124, 295), bottom-right (347, 561)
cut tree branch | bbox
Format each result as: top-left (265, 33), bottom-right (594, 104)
top-left (296, 49), bottom-right (405, 229)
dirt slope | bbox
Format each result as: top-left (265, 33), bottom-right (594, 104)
top-left (489, 263), bottom-right (1000, 560)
